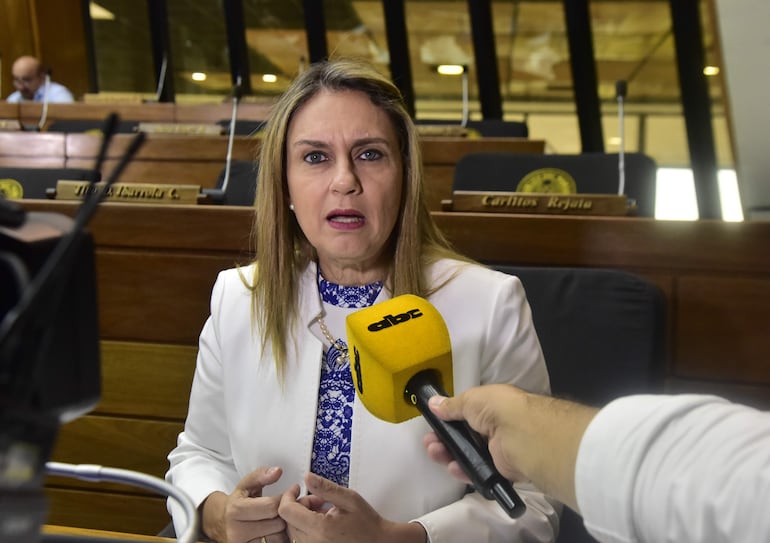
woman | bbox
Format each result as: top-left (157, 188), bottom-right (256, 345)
top-left (166, 58), bottom-right (558, 543)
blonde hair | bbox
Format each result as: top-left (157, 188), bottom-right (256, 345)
top-left (249, 58), bottom-right (465, 375)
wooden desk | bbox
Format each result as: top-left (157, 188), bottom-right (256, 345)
top-left (0, 102), bottom-right (21, 131)
top-left (43, 525), bottom-right (173, 542)
top-left (14, 101), bottom-right (274, 127)
top-left (63, 133), bottom-right (260, 197)
top-left (1, 133), bottom-right (545, 211)
top-left (0, 132), bottom-right (67, 168)
top-left (15, 202), bottom-right (770, 535)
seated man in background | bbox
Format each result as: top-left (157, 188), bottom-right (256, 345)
top-left (6, 55), bottom-right (74, 103)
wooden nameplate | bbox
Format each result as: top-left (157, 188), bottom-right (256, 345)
top-left (415, 124), bottom-right (470, 138)
top-left (441, 191), bottom-right (635, 216)
top-left (53, 180), bottom-right (202, 205)
top-left (83, 92), bottom-right (150, 104)
top-left (0, 119), bottom-right (22, 131)
top-left (136, 122), bottom-right (224, 135)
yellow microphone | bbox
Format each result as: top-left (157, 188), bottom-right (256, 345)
top-left (346, 294), bottom-right (526, 518)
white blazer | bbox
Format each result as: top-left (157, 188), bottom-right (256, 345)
top-left (167, 259), bottom-right (559, 542)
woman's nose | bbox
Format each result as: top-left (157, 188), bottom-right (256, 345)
top-left (331, 159), bottom-right (360, 194)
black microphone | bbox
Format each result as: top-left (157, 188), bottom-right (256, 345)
top-left (90, 112), bottom-right (120, 183)
top-left (345, 294), bottom-right (527, 519)
top-left (405, 371), bottom-right (526, 517)
top-left (615, 80), bottom-right (627, 100)
top-left (616, 80), bottom-right (627, 196)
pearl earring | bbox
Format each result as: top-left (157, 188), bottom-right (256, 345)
top-left (289, 203), bottom-right (295, 211)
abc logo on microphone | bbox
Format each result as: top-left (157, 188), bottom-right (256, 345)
top-left (346, 295), bottom-right (453, 423)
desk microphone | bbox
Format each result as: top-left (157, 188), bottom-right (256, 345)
top-left (154, 53), bottom-right (168, 103)
top-left (616, 79), bottom-right (627, 196)
top-left (202, 80), bottom-right (243, 204)
top-left (222, 78), bottom-right (243, 195)
top-left (16, 69), bottom-right (52, 132)
top-left (345, 294), bottom-right (526, 519)
top-left (37, 70), bottom-right (52, 131)
top-left (460, 66), bottom-right (469, 128)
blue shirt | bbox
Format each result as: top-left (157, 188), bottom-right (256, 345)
top-left (310, 275), bottom-right (383, 487)
top-left (7, 81), bottom-right (74, 103)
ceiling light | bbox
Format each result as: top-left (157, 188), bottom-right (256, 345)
top-left (703, 66), bottom-right (720, 76)
top-left (191, 72), bottom-right (207, 81)
top-left (89, 2), bottom-right (115, 20)
top-left (437, 64), bottom-right (465, 76)
top-left (262, 74), bottom-right (277, 83)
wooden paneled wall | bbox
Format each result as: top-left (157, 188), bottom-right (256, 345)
top-left (16, 201), bottom-right (770, 535)
top-left (0, 0), bottom-right (89, 100)
top-left (0, 0), bottom-right (37, 99)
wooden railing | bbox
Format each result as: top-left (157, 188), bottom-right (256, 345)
top-left (15, 200), bottom-right (770, 535)
top-left (0, 101), bottom-right (275, 128)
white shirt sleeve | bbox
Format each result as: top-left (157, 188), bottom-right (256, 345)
top-left (575, 394), bottom-right (770, 543)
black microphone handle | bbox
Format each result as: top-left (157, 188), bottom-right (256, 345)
top-left (615, 79), bottom-right (628, 100)
top-left (405, 370), bottom-right (526, 519)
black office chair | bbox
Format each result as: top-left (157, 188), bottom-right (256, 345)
top-left (202, 159), bottom-right (258, 206)
top-left (0, 167), bottom-right (101, 199)
top-left (466, 119), bottom-right (529, 138)
top-left (492, 265), bottom-right (666, 543)
top-left (453, 152), bottom-right (658, 217)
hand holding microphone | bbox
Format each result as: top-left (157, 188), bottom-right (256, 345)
top-left (345, 294), bottom-right (526, 519)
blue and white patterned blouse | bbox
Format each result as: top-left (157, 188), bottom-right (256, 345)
top-left (310, 275), bottom-right (383, 487)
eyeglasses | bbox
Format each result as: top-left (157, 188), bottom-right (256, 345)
top-left (13, 75), bottom-right (41, 85)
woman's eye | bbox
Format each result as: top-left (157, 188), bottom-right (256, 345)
top-left (304, 152), bottom-right (326, 164)
top-left (360, 149), bottom-right (382, 161)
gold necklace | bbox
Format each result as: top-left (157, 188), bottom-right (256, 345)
top-left (317, 315), bottom-right (350, 367)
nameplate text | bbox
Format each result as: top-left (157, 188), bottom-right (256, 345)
top-left (136, 122), bottom-right (223, 135)
top-left (55, 180), bottom-right (201, 205)
top-left (442, 191), bottom-right (633, 216)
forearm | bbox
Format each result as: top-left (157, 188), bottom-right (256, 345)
top-left (518, 392), bottom-right (598, 511)
top-left (200, 491), bottom-right (228, 542)
top-left (381, 521), bottom-right (426, 543)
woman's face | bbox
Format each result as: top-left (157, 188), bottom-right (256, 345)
top-left (286, 89), bottom-right (403, 285)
